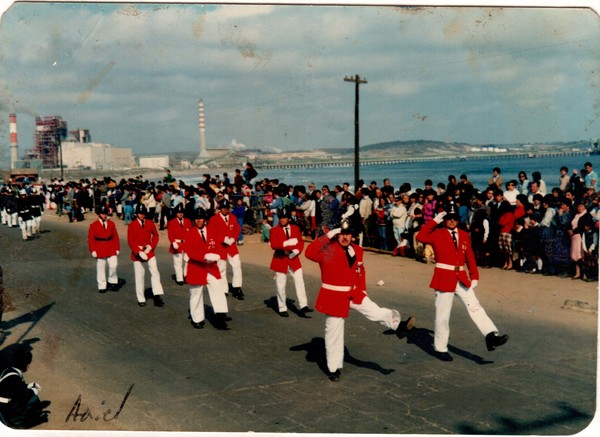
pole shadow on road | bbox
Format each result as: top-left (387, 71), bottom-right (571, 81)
top-left (456, 401), bottom-right (592, 434)
top-left (0, 302), bottom-right (55, 349)
top-left (400, 327), bottom-right (494, 365)
top-left (290, 337), bottom-right (395, 377)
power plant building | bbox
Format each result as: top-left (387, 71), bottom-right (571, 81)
top-left (27, 116), bottom-right (68, 168)
top-left (6, 113), bottom-right (135, 171)
top-left (60, 141), bottom-right (135, 170)
top-left (139, 155), bottom-right (170, 169)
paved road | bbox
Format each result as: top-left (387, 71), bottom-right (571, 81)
top-left (0, 215), bottom-right (597, 435)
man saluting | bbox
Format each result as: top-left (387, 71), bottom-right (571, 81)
top-left (305, 219), bottom-right (415, 382)
top-left (416, 203), bottom-right (509, 362)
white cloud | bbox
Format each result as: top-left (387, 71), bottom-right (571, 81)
top-left (0, 3), bottom-right (598, 153)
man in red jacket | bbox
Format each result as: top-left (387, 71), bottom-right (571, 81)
top-left (127, 204), bottom-right (165, 307)
top-left (305, 219), bottom-right (415, 382)
top-left (167, 204), bottom-right (192, 285)
top-left (183, 208), bottom-right (230, 330)
top-left (87, 205), bottom-right (121, 293)
top-left (416, 203), bottom-right (509, 361)
top-left (208, 198), bottom-right (244, 300)
top-left (269, 206), bottom-right (313, 317)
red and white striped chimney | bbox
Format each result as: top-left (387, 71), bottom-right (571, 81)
top-left (9, 113), bottom-right (18, 169)
top-left (197, 98), bottom-right (209, 159)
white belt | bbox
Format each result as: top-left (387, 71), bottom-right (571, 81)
top-left (321, 283), bottom-right (352, 292)
top-left (0, 396), bottom-right (10, 404)
top-left (435, 263), bottom-right (466, 272)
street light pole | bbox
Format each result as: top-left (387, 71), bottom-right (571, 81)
top-left (344, 74), bottom-right (367, 191)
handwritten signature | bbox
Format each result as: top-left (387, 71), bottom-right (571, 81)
top-left (65, 383), bottom-right (134, 423)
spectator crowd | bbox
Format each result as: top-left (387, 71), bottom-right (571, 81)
top-left (1, 160), bottom-right (599, 282)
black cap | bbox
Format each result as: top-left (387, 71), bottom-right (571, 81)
top-left (278, 206), bottom-right (292, 219)
top-left (174, 203), bottom-right (185, 213)
top-left (340, 218), bottom-right (354, 234)
top-left (218, 198), bottom-right (231, 210)
top-left (97, 205), bottom-right (110, 215)
top-left (136, 203), bottom-right (148, 215)
top-left (444, 202), bottom-right (459, 219)
top-left (193, 208), bottom-right (208, 220)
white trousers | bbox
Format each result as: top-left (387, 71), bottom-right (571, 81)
top-left (32, 215), bottom-right (42, 234)
top-left (217, 254), bottom-right (243, 289)
top-left (10, 213), bottom-right (18, 227)
top-left (434, 282), bottom-right (498, 353)
top-left (274, 268), bottom-right (307, 312)
top-left (18, 218), bottom-right (32, 240)
top-left (172, 253), bottom-right (187, 282)
top-left (133, 258), bottom-right (164, 303)
top-left (96, 255), bottom-right (118, 290)
top-left (189, 274), bottom-right (229, 323)
top-left (324, 297), bottom-right (401, 373)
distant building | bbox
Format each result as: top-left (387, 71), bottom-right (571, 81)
top-left (139, 155), bottom-right (169, 169)
top-left (61, 141), bottom-right (135, 170)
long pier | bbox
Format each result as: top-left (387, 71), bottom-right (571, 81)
top-left (257, 150), bottom-right (591, 170)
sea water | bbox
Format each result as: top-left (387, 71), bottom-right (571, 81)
top-left (185, 154), bottom-right (594, 193)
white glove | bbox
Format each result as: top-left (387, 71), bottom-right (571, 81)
top-left (116, 250), bottom-right (120, 256)
top-left (433, 211), bottom-right (447, 224)
top-left (283, 238), bottom-right (298, 247)
top-left (91, 251), bottom-right (97, 258)
top-left (326, 228), bottom-right (342, 239)
top-left (144, 245), bottom-right (152, 253)
top-left (224, 237), bottom-right (235, 246)
top-left (172, 242), bottom-right (179, 250)
top-left (289, 249), bottom-right (300, 259)
top-left (204, 253), bottom-right (220, 263)
top-left (138, 251), bottom-right (148, 261)
top-left (27, 382), bottom-right (41, 395)
top-left (590, 244), bottom-right (596, 252)
top-left (471, 279), bottom-right (479, 289)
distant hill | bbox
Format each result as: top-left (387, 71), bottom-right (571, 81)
top-left (317, 139), bottom-right (591, 156)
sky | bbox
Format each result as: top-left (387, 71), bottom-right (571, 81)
top-left (0, 1), bottom-right (599, 161)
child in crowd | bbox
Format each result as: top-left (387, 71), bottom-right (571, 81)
top-left (123, 195), bottom-right (135, 225)
top-left (232, 198), bottom-right (247, 246)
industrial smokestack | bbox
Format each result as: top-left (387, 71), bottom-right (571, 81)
top-left (196, 98), bottom-right (209, 160)
top-left (9, 113), bottom-right (18, 169)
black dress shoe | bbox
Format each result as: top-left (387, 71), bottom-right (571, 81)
top-left (328, 369), bottom-right (341, 382)
top-left (298, 306), bottom-right (314, 318)
top-left (396, 316), bottom-right (416, 339)
top-left (191, 320), bottom-right (205, 329)
top-left (176, 281), bottom-right (184, 285)
top-left (153, 295), bottom-right (165, 307)
top-left (107, 282), bottom-right (119, 291)
top-left (485, 332), bottom-right (509, 351)
top-left (434, 351), bottom-right (453, 361)
top-left (98, 288), bottom-right (107, 294)
top-left (138, 301), bottom-right (147, 307)
top-left (215, 313), bottom-right (230, 330)
top-left (232, 287), bottom-right (245, 300)
top-left (278, 311), bottom-right (289, 318)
